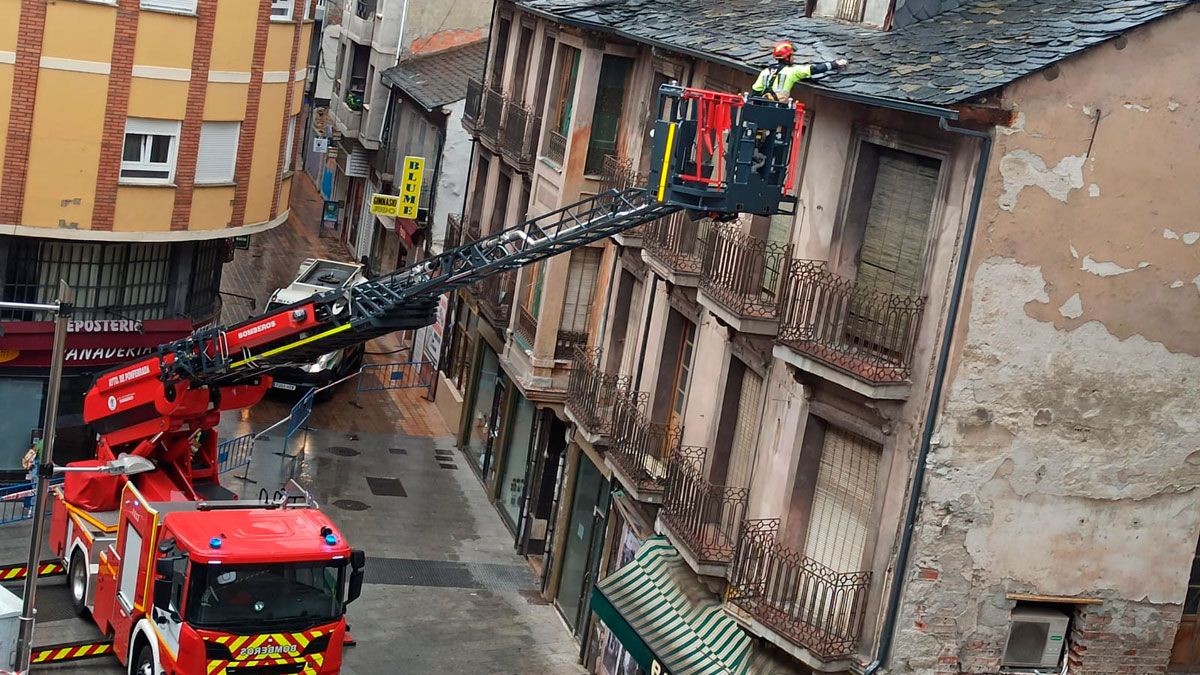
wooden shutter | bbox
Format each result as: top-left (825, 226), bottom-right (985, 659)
top-left (196, 122), bottom-right (239, 184)
top-left (855, 149), bottom-right (939, 297)
top-left (560, 247), bottom-right (601, 332)
top-left (804, 427), bottom-right (879, 573)
top-left (620, 278), bottom-right (644, 376)
top-left (725, 367), bottom-right (762, 490)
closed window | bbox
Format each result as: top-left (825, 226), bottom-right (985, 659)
top-left (195, 121), bottom-right (239, 184)
top-left (141, 0), bottom-right (197, 13)
top-left (283, 116), bottom-right (297, 173)
top-left (559, 247), bottom-right (601, 333)
top-left (121, 119), bottom-right (180, 184)
top-left (271, 0), bottom-right (293, 19)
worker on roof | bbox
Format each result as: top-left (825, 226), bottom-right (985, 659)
top-left (752, 41), bottom-right (848, 100)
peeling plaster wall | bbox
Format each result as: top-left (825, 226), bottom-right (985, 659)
top-left (892, 8), bottom-right (1200, 674)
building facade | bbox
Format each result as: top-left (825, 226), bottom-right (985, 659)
top-left (0, 0), bottom-right (313, 473)
top-left (436, 0), bottom-right (1200, 673)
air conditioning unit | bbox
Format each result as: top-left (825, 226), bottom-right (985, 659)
top-left (1003, 607), bottom-right (1069, 669)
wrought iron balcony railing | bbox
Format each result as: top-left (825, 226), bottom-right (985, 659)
top-left (644, 210), bottom-right (711, 276)
top-left (543, 127), bottom-right (567, 166)
top-left (515, 305), bottom-right (537, 346)
top-left (608, 398), bottom-right (688, 496)
top-left (727, 519), bottom-right (872, 660)
top-left (445, 213), bottom-right (463, 251)
top-left (475, 269), bottom-right (515, 332)
top-left (660, 447), bottom-right (748, 567)
top-left (462, 78), bottom-right (484, 134)
top-left (354, 0), bottom-right (376, 19)
top-left (554, 330), bottom-right (588, 361)
top-left (599, 155), bottom-right (649, 241)
top-left (464, 215), bottom-right (482, 244)
top-left (479, 87), bottom-right (506, 145)
top-left (777, 260), bottom-right (925, 384)
top-left (566, 347), bottom-right (648, 441)
top-left (700, 224), bottom-right (791, 321)
top-left (500, 100), bottom-right (541, 172)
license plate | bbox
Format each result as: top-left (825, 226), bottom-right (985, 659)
top-left (272, 382), bottom-right (297, 391)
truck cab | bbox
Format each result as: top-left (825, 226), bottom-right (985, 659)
top-left (266, 259), bottom-right (367, 394)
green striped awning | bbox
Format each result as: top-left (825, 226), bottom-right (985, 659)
top-left (591, 537), bottom-right (753, 675)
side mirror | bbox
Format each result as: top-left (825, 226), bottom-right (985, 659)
top-left (153, 578), bottom-right (171, 612)
top-left (350, 549), bottom-right (366, 570)
top-left (155, 558), bottom-right (172, 579)
top-left (346, 569), bottom-right (364, 605)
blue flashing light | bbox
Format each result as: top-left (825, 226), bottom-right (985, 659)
top-left (210, 537), bottom-right (222, 549)
top-left (324, 534), bottom-right (338, 546)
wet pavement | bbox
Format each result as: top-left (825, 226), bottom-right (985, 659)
top-left (4, 174), bottom-right (585, 674)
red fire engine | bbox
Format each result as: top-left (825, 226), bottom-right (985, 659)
top-left (32, 86), bottom-right (804, 675)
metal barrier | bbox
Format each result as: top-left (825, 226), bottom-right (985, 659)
top-left (282, 389), bottom-right (316, 479)
top-left (0, 479), bottom-right (63, 526)
top-left (353, 360), bottom-right (436, 404)
top-left (217, 433), bottom-right (254, 474)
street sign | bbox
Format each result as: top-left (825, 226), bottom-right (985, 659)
top-left (312, 136), bottom-right (329, 153)
top-left (322, 200), bottom-right (340, 228)
top-left (398, 155), bottom-right (425, 219)
top-left (370, 193), bottom-right (401, 217)
top-left (232, 235), bottom-right (250, 250)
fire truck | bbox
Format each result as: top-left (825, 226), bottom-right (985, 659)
top-left (33, 85), bottom-right (804, 675)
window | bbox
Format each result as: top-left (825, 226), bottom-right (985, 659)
top-left (194, 122), bottom-right (239, 184)
top-left (121, 119), bottom-right (180, 184)
top-left (140, 0), bottom-right (197, 13)
top-left (584, 55), bottom-right (633, 175)
top-left (490, 17), bottom-right (512, 85)
top-left (551, 46), bottom-right (581, 136)
top-left (283, 116), bottom-right (297, 173)
top-left (559, 247), bottom-right (601, 333)
top-left (532, 34), bottom-right (556, 114)
top-left (271, 0), bottom-right (293, 20)
top-left (119, 525), bottom-right (143, 609)
top-left (510, 26), bottom-right (535, 99)
top-left (804, 426), bottom-right (880, 573)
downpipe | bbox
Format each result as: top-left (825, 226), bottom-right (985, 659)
top-left (864, 117), bottom-right (993, 674)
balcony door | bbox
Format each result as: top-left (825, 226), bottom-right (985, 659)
top-left (667, 318), bottom-right (696, 430)
top-left (585, 55), bottom-right (634, 175)
top-left (724, 367), bottom-right (762, 490)
top-left (804, 425), bottom-right (880, 574)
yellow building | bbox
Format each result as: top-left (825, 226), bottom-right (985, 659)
top-left (0, 0), bottom-right (314, 472)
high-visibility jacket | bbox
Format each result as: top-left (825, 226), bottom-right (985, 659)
top-left (752, 61), bottom-right (837, 99)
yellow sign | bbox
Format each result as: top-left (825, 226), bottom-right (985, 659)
top-left (0, 349), bottom-right (17, 364)
top-left (398, 155), bottom-right (425, 219)
top-left (370, 193), bottom-right (401, 217)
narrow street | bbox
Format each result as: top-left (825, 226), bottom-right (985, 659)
top-left (1, 175), bottom-right (584, 675)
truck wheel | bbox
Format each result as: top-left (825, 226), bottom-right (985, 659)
top-left (68, 550), bottom-right (88, 617)
top-left (130, 643), bottom-right (154, 675)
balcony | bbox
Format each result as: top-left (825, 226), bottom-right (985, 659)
top-left (599, 155), bottom-right (648, 246)
top-left (659, 447), bottom-right (748, 576)
top-left (643, 211), bottom-right (711, 286)
top-left (554, 330), bottom-right (588, 361)
top-left (478, 87), bottom-right (506, 148)
top-left (565, 348), bottom-right (647, 446)
top-left (354, 0), bottom-right (376, 19)
top-left (343, 1), bottom-right (374, 43)
top-left (500, 101), bottom-right (541, 173)
top-left (331, 85), bottom-right (363, 137)
top-left (699, 224), bottom-right (791, 335)
top-left (444, 213), bottom-right (463, 251)
top-left (474, 270), bottom-right (515, 333)
top-left (607, 401), bottom-right (687, 503)
top-left (462, 78), bottom-right (484, 135)
top-left (727, 520), bottom-right (871, 665)
top-left (775, 260), bottom-right (925, 399)
top-left (543, 126), bottom-right (567, 166)
top-left (514, 305), bottom-right (537, 346)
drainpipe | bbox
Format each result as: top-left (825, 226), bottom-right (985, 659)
top-left (863, 117), bottom-right (993, 675)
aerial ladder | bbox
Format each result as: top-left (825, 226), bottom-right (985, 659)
top-left (31, 85), bottom-right (804, 675)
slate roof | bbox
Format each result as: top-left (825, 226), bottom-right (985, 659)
top-left (515, 0), bottom-right (1192, 106)
top-left (381, 41), bottom-right (488, 111)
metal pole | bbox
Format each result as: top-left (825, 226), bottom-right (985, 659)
top-left (14, 282), bottom-right (72, 674)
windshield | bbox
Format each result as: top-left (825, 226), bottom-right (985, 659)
top-left (187, 561), bottom-right (346, 630)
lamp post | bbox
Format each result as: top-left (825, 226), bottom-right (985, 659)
top-left (0, 282), bottom-right (72, 674)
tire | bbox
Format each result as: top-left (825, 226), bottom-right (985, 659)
top-left (130, 642), bottom-right (154, 675)
top-left (68, 550), bottom-right (88, 617)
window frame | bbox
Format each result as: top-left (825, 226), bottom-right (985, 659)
top-left (270, 0), bottom-right (294, 21)
top-left (283, 116), bottom-right (297, 173)
top-left (194, 121), bottom-right (240, 185)
top-left (121, 118), bottom-right (182, 186)
top-left (140, 0), bottom-right (197, 14)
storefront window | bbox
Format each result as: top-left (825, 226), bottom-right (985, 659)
top-left (0, 379), bottom-right (45, 471)
top-left (557, 455), bottom-right (606, 632)
top-left (498, 396), bottom-right (535, 529)
top-left (466, 346), bottom-right (501, 477)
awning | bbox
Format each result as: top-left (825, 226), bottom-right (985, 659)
top-left (592, 537), bottom-right (770, 675)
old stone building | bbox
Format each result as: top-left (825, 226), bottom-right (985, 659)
top-left (432, 0), bottom-right (1200, 673)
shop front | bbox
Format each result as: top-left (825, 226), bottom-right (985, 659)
top-left (554, 449), bottom-right (612, 637)
top-left (464, 342), bottom-right (505, 485)
top-left (496, 393), bottom-right (536, 532)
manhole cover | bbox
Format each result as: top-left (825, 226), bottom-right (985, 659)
top-left (327, 446), bottom-right (360, 457)
top-left (332, 499), bottom-right (370, 511)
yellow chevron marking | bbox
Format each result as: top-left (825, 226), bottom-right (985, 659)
top-left (54, 647), bottom-right (71, 660)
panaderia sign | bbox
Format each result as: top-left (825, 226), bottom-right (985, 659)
top-left (0, 318), bottom-right (193, 368)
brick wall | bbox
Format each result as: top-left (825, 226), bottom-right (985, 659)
top-left (269, 0), bottom-right (306, 220)
top-left (169, 0), bottom-right (218, 231)
top-left (1066, 603), bottom-right (1178, 674)
top-left (0, 0), bottom-right (48, 226)
top-left (229, 0), bottom-right (273, 228)
top-left (91, 0), bottom-right (141, 232)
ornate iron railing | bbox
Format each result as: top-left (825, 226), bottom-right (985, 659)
top-left (644, 210), bottom-right (711, 275)
top-left (660, 447), bottom-right (747, 566)
top-left (544, 127), bottom-right (567, 165)
top-left (479, 87), bottom-right (506, 145)
top-left (515, 305), bottom-right (537, 346)
top-left (355, 0), bottom-right (376, 19)
top-left (599, 155), bottom-right (649, 240)
top-left (727, 519), bottom-right (872, 660)
top-left (700, 224), bottom-right (791, 320)
top-left (465, 215), bottom-right (482, 244)
top-left (777, 260), bottom-right (925, 384)
top-left (475, 270), bottom-right (515, 331)
top-left (500, 101), bottom-right (541, 172)
top-left (608, 398), bottom-right (689, 495)
top-left (554, 330), bottom-right (588, 361)
top-left (445, 213), bottom-right (463, 251)
top-left (462, 78), bottom-right (484, 134)
top-left (566, 348), bottom-right (647, 441)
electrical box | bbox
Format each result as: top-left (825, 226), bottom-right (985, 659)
top-left (0, 583), bottom-right (22, 670)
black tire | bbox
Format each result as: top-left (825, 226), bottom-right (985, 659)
top-left (130, 642), bottom-right (154, 675)
top-left (68, 550), bottom-right (88, 617)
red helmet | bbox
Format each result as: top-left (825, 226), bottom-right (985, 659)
top-left (773, 41), bottom-right (795, 60)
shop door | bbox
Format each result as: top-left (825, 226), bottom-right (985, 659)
top-left (556, 456), bottom-right (604, 632)
top-left (466, 346), bottom-right (501, 477)
top-left (498, 397), bottom-right (536, 530)
top-left (483, 375), bottom-right (509, 488)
